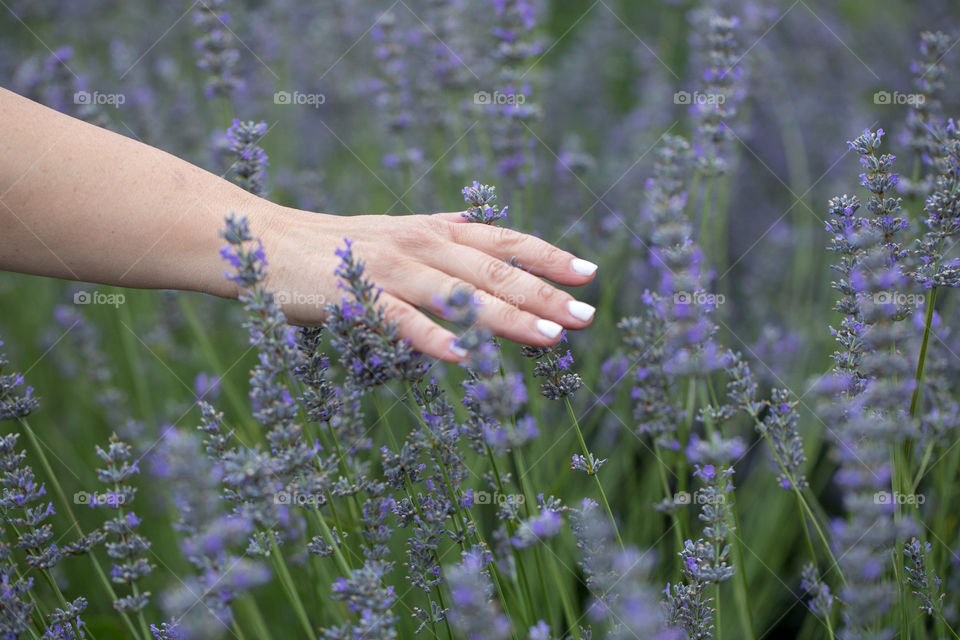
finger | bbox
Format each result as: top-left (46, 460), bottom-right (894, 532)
top-left (379, 291), bottom-right (467, 363)
top-left (386, 264), bottom-right (567, 348)
top-left (434, 213), bottom-right (598, 285)
top-left (422, 243), bottom-right (595, 328)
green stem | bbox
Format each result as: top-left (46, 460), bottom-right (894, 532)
top-left (19, 419), bottom-right (142, 639)
top-left (513, 447), bottom-right (580, 639)
top-left (563, 398), bottom-right (623, 548)
top-left (909, 287), bottom-right (937, 420)
top-left (178, 295), bottom-right (257, 441)
top-left (268, 532), bottom-right (315, 638)
top-left (729, 499), bottom-right (756, 640)
top-left (116, 296), bottom-right (153, 419)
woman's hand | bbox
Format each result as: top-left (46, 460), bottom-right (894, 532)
top-left (0, 88), bottom-right (596, 363)
top-left (259, 207), bottom-right (598, 362)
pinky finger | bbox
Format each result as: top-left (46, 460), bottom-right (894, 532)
top-left (379, 291), bottom-right (467, 363)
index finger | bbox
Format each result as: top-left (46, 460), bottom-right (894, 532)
top-left (432, 211), bottom-right (598, 286)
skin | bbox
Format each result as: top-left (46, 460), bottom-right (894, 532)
top-left (0, 87), bottom-right (597, 361)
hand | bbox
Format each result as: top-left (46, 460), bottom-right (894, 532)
top-left (259, 207), bottom-right (598, 362)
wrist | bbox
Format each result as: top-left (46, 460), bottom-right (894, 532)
top-left (189, 193), bottom-right (292, 299)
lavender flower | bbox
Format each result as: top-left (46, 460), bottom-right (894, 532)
top-left (510, 495), bottom-right (563, 548)
top-left (571, 452), bottom-right (607, 476)
top-left (822, 129), bottom-right (916, 639)
top-left (42, 597), bottom-right (87, 640)
top-left (443, 289), bottom-right (538, 456)
top-left (901, 31), bottom-right (952, 197)
top-left (487, 0), bottom-right (542, 190)
top-left (152, 426), bottom-right (269, 635)
top-left (0, 339), bottom-right (39, 421)
top-left (521, 332), bottom-right (584, 400)
top-left (370, 11), bottom-right (423, 175)
top-left (225, 119), bottom-right (269, 197)
top-left (445, 545), bottom-right (511, 640)
top-left (293, 327), bottom-right (342, 424)
top-left (571, 499), bottom-right (679, 639)
top-left (193, 0), bottom-right (240, 99)
top-left (619, 299), bottom-right (681, 448)
top-left (0, 544), bottom-right (34, 639)
top-left (462, 181), bottom-right (508, 224)
top-left (0, 433), bottom-right (61, 571)
top-left (800, 564), bottom-right (834, 618)
top-left (324, 239), bottom-right (426, 393)
top-left (94, 434), bottom-right (153, 613)
top-left (150, 622), bottom-right (185, 640)
top-left (323, 560), bottom-right (399, 640)
top-left (756, 389), bottom-right (807, 490)
top-left (913, 120), bottom-right (960, 289)
top-left (689, 11), bottom-right (746, 175)
top-left (903, 537), bottom-right (945, 616)
top-left (640, 135), bottom-right (723, 377)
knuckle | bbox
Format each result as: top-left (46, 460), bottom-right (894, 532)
top-left (541, 245), bottom-right (566, 265)
top-left (435, 219), bottom-right (457, 240)
top-left (483, 258), bottom-right (516, 287)
top-left (497, 303), bottom-right (523, 326)
top-left (535, 282), bottom-right (559, 304)
top-left (494, 225), bottom-right (523, 250)
top-left (386, 302), bottom-right (415, 325)
top-left (393, 221), bottom-right (439, 252)
top-left (448, 279), bottom-right (478, 299)
top-left (423, 323), bottom-right (449, 347)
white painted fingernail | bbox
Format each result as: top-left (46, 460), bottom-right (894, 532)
top-left (449, 339), bottom-right (469, 358)
top-left (567, 300), bottom-right (596, 322)
top-left (571, 258), bottom-right (598, 276)
top-left (536, 319), bottom-right (563, 339)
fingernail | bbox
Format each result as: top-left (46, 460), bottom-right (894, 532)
top-left (571, 258), bottom-right (598, 276)
top-left (536, 319), bottom-right (563, 339)
top-left (449, 339), bottom-right (469, 358)
top-left (567, 300), bottom-right (596, 322)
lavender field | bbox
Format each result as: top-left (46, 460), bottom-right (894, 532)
top-left (2, 0), bottom-right (960, 638)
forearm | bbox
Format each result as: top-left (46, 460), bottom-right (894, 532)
top-left (0, 87), bottom-right (278, 298)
